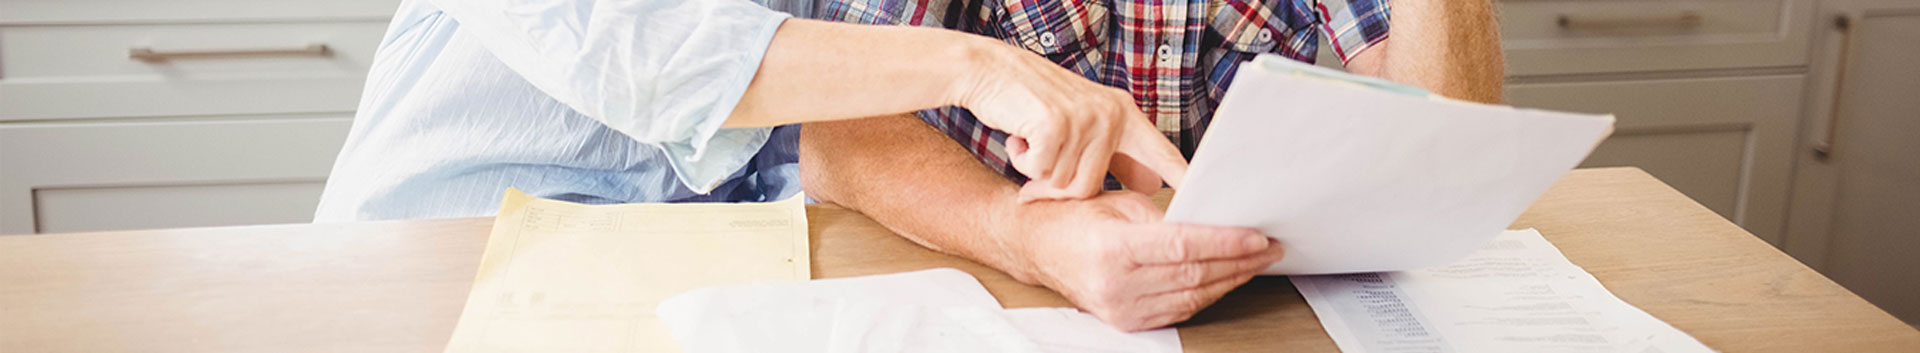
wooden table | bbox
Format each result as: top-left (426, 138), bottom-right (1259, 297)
top-left (3, 167), bottom-right (1916, 352)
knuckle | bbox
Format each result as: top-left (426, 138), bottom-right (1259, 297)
top-left (1178, 263), bottom-right (1208, 287)
top-left (1164, 228), bottom-right (1192, 261)
top-left (1161, 235), bottom-right (1189, 262)
top-left (1181, 290), bottom-right (1209, 313)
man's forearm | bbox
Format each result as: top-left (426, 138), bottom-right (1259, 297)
top-left (1349, 0), bottom-right (1505, 103)
top-left (798, 115), bottom-right (1038, 280)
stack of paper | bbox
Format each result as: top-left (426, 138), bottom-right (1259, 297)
top-left (656, 268), bottom-right (1183, 353)
top-left (1292, 229), bottom-right (1715, 353)
top-left (1166, 54), bottom-right (1616, 275)
top-left (442, 189), bottom-right (812, 353)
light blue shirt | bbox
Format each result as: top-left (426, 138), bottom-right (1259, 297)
top-left (314, 0), bottom-right (814, 222)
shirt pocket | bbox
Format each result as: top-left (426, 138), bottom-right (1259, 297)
top-left (1209, 0), bottom-right (1315, 56)
top-left (993, 0), bottom-right (1108, 57)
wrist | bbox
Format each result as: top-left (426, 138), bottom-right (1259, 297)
top-left (986, 194), bottom-right (1051, 286)
top-left (939, 34), bottom-right (1005, 109)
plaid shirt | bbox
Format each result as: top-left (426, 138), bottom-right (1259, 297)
top-left (815, 0), bottom-right (1391, 183)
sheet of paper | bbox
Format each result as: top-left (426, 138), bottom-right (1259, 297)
top-left (443, 188), bottom-right (811, 353)
top-left (1164, 55), bottom-right (1615, 275)
top-left (1291, 229), bottom-right (1715, 353)
top-left (655, 268), bottom-right (1005, 353)
top-left (1000, 308), bottom-right (1182, 353)
top-left (657, 268), bottom-right (1182, 353)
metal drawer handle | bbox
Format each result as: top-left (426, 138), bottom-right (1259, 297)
top-left (129, 43), bottom-right (332, 63)
top-left (1814, 14), bottom-right (1859, 160)
top-left (1557, 11), bottom-right (1703, 30)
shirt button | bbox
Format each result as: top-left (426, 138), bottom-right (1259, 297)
top-left (1039, 32), bottom-right (1058, 47)
top-left (1256, 29), bottom-right (1273, 43)
top-left (1156, 44), bottom-right (1174, 64)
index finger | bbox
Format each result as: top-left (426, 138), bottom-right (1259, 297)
top-left (1114, 120), bottom-right (1188, 189)
top-left (1126, 223), bottom-right (1272, 265)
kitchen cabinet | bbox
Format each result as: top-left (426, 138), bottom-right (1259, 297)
top-left (1316, 0), bottom-right (1814, 245)
top-left (1500, 0), bottom-right (1815, 245)
top-left (0, 0), bottom-right (394, 234)
top-left (1782, 0), bottom-right (1920, 325)
top-left (0, 118), bottom-right (351, 234)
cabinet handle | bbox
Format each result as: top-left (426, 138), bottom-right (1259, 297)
top-left (129, 43), bottom-right (332, 63)
top-left (1557, 11), bottom-right (1703, 30)
top-left (1813, 14), bottom-right (1859, 160)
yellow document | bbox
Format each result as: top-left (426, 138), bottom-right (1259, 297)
top-left (444, 189), bottom-right (811, 353)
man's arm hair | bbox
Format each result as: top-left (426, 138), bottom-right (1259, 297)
top-left (798, 115), bottom-right (1039, 281)
top-left (1344, 0), bottom-right (1505, 104)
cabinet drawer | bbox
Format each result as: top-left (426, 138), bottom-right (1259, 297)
top-left (0, 116), bottom-right (352, 234)
top-left (0, 0), bottom-right (399, 24)
top-left (0, 21), bottom-right (386, 121)
top-left (1499, 0), bottom-right (1812, 76)
top-left (34, 181), bottom-right (327, 234)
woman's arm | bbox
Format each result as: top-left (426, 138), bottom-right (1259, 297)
top-left (432, 0), bottom-right (1182, 200)
top-left (733, 19), bottom-right (1188, 201)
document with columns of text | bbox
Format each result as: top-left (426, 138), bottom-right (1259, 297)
top-left (1292, 229), bottom-right (1714, 353)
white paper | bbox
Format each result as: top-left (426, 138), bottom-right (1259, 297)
top-left (1164, 55), bottom-right (1615, 275)
top-left (656, 268), bottom-right (1006, 353)
top-left (1291, 229), bottom-right (1716, 353)
top-left (1001, 308), bottom-right (1182, 353)
top-left (657, 268), bottom-right (1183, 353)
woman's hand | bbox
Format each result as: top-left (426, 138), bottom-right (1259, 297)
top-left (944, 37), bottom-right (1188, 201)
top-left (732, 21), bottom-right (1183, 199)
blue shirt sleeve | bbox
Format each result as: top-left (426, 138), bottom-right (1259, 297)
top-left (427, 0), bottom-right (791, 194)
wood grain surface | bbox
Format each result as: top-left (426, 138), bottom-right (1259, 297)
top-left (2, 167), bottom-right (1915, 352)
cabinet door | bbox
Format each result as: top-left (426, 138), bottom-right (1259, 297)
top-left (1507, 75), bottom-right (1805, 245)
top-left (1784, 0), bottom-right (1920, 325)
top-left (0, 116), bottom-right (351, 234)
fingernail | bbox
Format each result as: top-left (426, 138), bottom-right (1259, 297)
top-left (1243, 236), bottom-right (1269, 250)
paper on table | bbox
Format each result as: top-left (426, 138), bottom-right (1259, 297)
top-left (442, 188), bottom-right (811, 353)
top-left (1001, 308), bottom-right (1182, 353)
top-left (655, 268), bottom-right (1005, 353)
top-left (656, 268), bottom-right (1183, 353)
top-left (1291, 229), bottom-right (1715, 353)
top-left (1165, 55), bottom-right (1614, 275)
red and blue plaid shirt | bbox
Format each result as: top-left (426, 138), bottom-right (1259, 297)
top-left (816, 0), bottom-right (1392, 183)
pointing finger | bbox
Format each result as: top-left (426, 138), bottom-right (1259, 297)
top-left (1114, 119), bottom-right (1188, 189)
top-left (1108, 154), bottom-right (1164, 193)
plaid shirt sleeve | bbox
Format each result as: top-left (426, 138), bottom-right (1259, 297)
top-left (817, 0), bottom-right (1034, 184)
top-left (1194, 0), bottom-right (1390, 141)
top-left (1315, 0), bottom-right (1391, 64)
top-left (1207, 0), bottom-right (1391, 66)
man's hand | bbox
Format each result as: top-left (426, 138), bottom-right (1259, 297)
top-left (994, 191), bottom-right (1286, 331)
top-left (801, 116), bottom-right (1270, 331)
top-left (945, 37), bottom-right (1189, 201)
